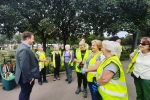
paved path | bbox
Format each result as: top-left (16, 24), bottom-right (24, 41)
top-left (0, 60), bottom-right (136, 100)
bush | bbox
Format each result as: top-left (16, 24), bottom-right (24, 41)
top-left (120, 53), bottom-right (130, 61)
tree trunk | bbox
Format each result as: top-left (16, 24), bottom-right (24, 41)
top-left (41, 32), bottom-right (47, 52)
top-left (63, 34), bottom-right (66, 51)
top-left (132, 33), bottom-right (138, 52)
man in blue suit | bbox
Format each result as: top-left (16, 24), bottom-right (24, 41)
top-left (15, 31), bottom-right (40, 100)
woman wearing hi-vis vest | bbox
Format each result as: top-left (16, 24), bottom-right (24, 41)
top-left (82, 40), bottom-right (104, 100)
top-left (93, 40), bottom-right (128, 100)
top-left (36, 45), bottom-right (48, 85)
top-left (51, 45), bottom-right (61, 81)
top-left (73, 41), bottom-right (91, 98)
top-left (62, 44), bottom-right (74, 84)
top-left (130, 37), bottom-right (150, 100)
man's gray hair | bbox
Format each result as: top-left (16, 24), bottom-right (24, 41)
top-left (102, 40), bottom-right (120, 56)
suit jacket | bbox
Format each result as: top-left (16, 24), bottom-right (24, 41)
top-left (15, 42), bottom-right (40, 84)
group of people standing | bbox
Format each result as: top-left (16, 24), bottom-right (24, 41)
top-left (14, 31), bottom-right (150, 100)
top-left (73, 37), bottom-right (129, 100)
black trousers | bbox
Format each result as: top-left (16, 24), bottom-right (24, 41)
top-left (76, 72), bottom-right (87, 89)
top-left (38, 66), bottom-right (46, 82)
top-left (54, 66), bottom-right (60, 78)
top-left (19, 75), bottom-right (34, 100)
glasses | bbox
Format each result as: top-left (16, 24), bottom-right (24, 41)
top-left (139, 43), bottom-right (149, 46)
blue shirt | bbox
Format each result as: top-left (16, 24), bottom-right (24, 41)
top-left (22, 41), bottom-right (31, 48)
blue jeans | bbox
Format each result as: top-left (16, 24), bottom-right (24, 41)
top-left (88, 82), bottom-right (102, 100)
top-left (64, 62), bottom-right (72, 82)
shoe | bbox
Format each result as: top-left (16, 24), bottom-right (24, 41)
top-left (65, 79), bottom-right (68, 81)
top-left (53, 78), bottom-right (56, 81)
top-left (68, 81), bottom-right (72, 84)
top-left (57, 77), bottom-right (60, 80)
top-left (83, 88), bottom-right (87, 98)
top-left (75, 87), bottom-right (81, 94)
top-left (38, 82), bottom-right (42, 85)
top-left (43, 80), bottom-right (48, 83)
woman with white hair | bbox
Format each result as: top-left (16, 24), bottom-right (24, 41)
top-left (36, 45), bottom-right (48, 85)
top-left (62, 44), bottom-right (74, 84)
top-left (93, 41), bottom-right (128, 100)
top-left (51, 45), bottom-right (61, 81)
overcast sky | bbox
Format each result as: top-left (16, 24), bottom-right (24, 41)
top-left (104, 31), bottom-right (128, 38)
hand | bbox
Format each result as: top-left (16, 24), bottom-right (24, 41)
top-left (82, 68), bottom-right (86, 74)
top-left (81, 61), bottom-right (85, 65)
top-left (30, 78), bottom-right (34, 85)
top-left (44, 59), bottom-right (47, 62)
top-left (93, 79), bottom-right (100, 87)
top-left (92, 84), bottom-right (98, 92)
top-left (93, 77), bottom-right (100, 87)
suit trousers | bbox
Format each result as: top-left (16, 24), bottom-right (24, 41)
top-left (19, 75), bottom-right (34, 100)
top-left (64, 62), bottom-right (72, 82)
top-left (38, 66), bottom-right (46, 82)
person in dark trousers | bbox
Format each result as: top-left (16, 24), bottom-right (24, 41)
top-left (51, 45), bottom-right (61, 81)
top-left (15, 31), bottom-right (40, 100)
top-left (74, 41), bottom-right (91, 98)
top-left (36, 45), bottom-right (48, 85)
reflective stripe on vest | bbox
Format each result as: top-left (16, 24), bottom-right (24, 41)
top-left (99, 86), bottom-right (127, 97)
top-left (88, 72), bottom-right (96, 74)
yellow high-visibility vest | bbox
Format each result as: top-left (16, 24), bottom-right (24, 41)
top-left (75, 49), bottom-right (91, 73)
top-left (96, 56), bottom-right (128, 100)
top-left (51, 51), bottom-right (61, 68)
top-left (36, 51), bottom-right (46, 69)
top-left (126, 49), bottom-right (139, 73)
top-left (87, 51), bottom-right (102, 82)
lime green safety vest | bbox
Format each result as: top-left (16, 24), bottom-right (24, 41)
top-left (62, 50), bottom-right (74, 67)
top-left (96, 56), bottom-right (128, 100)
top-left (36, 51), bottom-right (46, 69)
top-left (51, 51), bottom-right (61, 68)
top-left (87, 51), bottom-right (102, 82)
top-left (126, 49), bottom-right (139, 74)
top-left (75, 49), bottom-right (91, 73)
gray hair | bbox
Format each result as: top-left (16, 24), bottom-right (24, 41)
top-left (79, 41), bottom-right (85, 46)
top-left (54, 45), bottom-right (59, 50)
top-left (102, 40), bottom-right (120, 56)
top-left (38, 45), bottom-right (43, 49)
top-left (65, 44), bottom-right (70, 49)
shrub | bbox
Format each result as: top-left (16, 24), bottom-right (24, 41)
top-left (120, 53), bottom-right (130, 61)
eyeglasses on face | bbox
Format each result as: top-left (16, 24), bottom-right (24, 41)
top-left (139, 43), bottom-right (149, 46)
